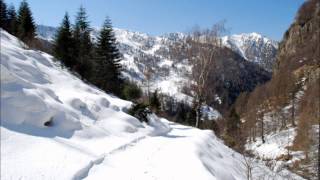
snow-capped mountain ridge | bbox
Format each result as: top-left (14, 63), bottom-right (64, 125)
top-left (36, 25), bottom-right (277, 72)
top-left (222, 32), bottom-right (278, 71)
top-left (36, 25), bottom-right (276, 112)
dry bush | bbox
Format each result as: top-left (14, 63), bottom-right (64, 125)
top-left (296, 0), bottom-right (318, 26)
top-left (200, 119), bottom-right (222, 136)
top-left (293, 78), bottom-right (320, 151)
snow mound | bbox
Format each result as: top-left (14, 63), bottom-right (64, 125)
top-left (0, 29), bottom-right (169, 179)
top-left (0, 29), bottom-right (140, 136)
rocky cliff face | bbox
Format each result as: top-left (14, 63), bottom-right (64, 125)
top-left (236, 1), bottom-right (319, 179)
top-left (275, 0), bottom-right (319, 75)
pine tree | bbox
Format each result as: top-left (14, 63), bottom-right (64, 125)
top-left (17, 0), bottom-right (35, 42)
top-left (7, 4), bottom-right (18, 35)
top-left (54, 13), bottom-right (75, 68)
top-left (95, 16), bottom-right (123, 94)
top-left (0, 0), bottom-right (8, 30)
top-left (73, 6), bottom-right (93, 79)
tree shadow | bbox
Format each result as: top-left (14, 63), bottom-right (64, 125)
top-left (161, 134), bottom-right (188, 138)
top-left (173, 127), bottom-right (193, 130)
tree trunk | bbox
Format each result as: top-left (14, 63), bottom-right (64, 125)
top-left (195, 105), bottom-right (200, 128)
top-left (291, 92), bottom-right (296, 127)
top-left (147, 80), bottom-right (150, 102)
top-left (261, 117), bottom-right (265, 143)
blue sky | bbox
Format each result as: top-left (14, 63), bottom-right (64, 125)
top-left (5, 0), bottom-right (305, 40)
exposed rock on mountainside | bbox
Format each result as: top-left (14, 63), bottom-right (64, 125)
top-left (235, 0), bottom-right (319, 179)
top-left (222, 33), bottom-right (278, 71)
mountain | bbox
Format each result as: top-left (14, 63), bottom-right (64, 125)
top-left (36, 25), bottom-right (57, 41)
top-left (1, 28), bottom-right (302, 180)
top-left (222, 32), bottom-right (278, 71)
top-left (236, 0), bottom-right (319, 179)
top-left (36, 25), bottom-right (278, 72)
top-left (36, 25), bottom-right (274, 112)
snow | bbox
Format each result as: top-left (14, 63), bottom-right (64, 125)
top-left (82, 122), bottom-right (287, 180)
top-left (84, 123), bottom-right (237, 180)
top-left (201, 105), bottom-right (222, 120)
top-left (245, 127), bottom-right (307, 180)
top-left (0, 29), bottom-right (155, 179)
top-left (222, 32), bottom-right (278, 71)
top-left (1, 29), bottom-right (303, 180)
top-left (246, 128), bottom-right (299, 160)
top-left (158, 58), bottom-right (173, 67)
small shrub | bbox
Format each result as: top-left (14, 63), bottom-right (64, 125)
top-left (222, 134), bottom-right (236, 148)
top-left (200, 120), bottom-right (220, 136)
top-left (128, 103), bottom-right (151, 123)
top-left (296, 0), bottom-right (317, 26)
top-left (276, 153), bottom-right (293, 161)
top-left (122, 82), bottom-right (142, 101)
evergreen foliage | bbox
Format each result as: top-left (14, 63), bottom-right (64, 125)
top-left (122, 81), bottom-right (142, 101)
top-left (54, 13), bottom-right (76, 68)
top-left (7, 4), bottom-right (18, 35)
top-left (128, 103), bottom-right (151, 123)
top-left (17, 0), bottom-right (35, 42)
top-left (0, 0), bottom-right (8, 30)
top-left (72, 6), bottom-right (93, 80)
top-left (94, 16), bottom-right (123, 95)
top-left (52, 7), bottom-right (124, 96)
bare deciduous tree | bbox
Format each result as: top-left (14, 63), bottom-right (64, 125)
top-left (241, 152), bottom-right (254, 180)
top-left (183, 22), bottom-right (226, 127)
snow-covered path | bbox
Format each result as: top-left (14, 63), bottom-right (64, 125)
top-left (81, 122), bottom-right (246, 180)
top-left (80, 122), bottom-right (305, 180)
top-left (73, 135), bottom-right (148, 180)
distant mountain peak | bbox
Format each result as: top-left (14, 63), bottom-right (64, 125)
top-left (222, 32), bottom-right (278, 71)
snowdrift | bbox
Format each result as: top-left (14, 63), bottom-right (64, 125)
top-left (1, 29), bottom-right (142, 135)
top-left (0, 29), bottom-right (169, 179)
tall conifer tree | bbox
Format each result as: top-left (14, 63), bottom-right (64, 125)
top-left (7, 4), bottom-right (17, 35)
top-left (0, 0), bottom-right (8, 30)
top-left (95, 16), bottom-right (123, 94)
top-left (17, 0), bottom-right (35, 42)
top-left (54, 13), bottom-right (75, 68)
top-left (73, 6), bottom-right (93, 79)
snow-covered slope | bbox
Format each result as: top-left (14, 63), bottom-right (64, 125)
top-left (222, 32), bottom-right (278, 71)
top-left (1, 29), bottom-right (302, 180)
top-left (0, 28), bottom-right (160, 179)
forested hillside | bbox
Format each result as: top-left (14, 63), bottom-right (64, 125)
top-left (234, 0), bottom-right (319, 178)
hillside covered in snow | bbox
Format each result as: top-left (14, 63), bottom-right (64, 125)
top-left (0, 29), bottom-right (302, 180)
top-left (36, 25), bottom-right (276, 114)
